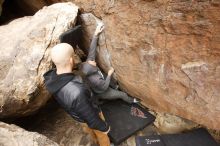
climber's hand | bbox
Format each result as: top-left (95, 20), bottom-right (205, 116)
top-left (94, 22), bottom-right (105, 36)
top-left (108, 67), bottom-right (114, 76)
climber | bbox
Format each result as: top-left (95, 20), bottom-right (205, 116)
top-left (43, 43), bottom-right (111, 146)
top-left (80, 22), bottom-right (140, 104)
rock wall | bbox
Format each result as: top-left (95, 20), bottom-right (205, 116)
top-left (0, 3), bottom-right (80, 118)
top-left (57, 0), bottom-right (220, 130)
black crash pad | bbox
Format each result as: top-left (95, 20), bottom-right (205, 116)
top-left (135, 128), bottom-right (219, 146)
top-left (101, 100), bottom-right (155, 145)
top-left (59, 25), bottom-right (85, 50)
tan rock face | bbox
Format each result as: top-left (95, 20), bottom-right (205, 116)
top-left (76, 1), bottom-right (220, 130)
top-left (0, 122), bottom-right (59, 146)
top-left (0, 3), bottom-right (79, 118)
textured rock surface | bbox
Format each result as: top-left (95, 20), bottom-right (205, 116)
top-left (0, 3), bottom-right (79, 118)
top-left (0, 122), bottom-right (59, 146)
top-left (75, 1), bottom-right (220, 130)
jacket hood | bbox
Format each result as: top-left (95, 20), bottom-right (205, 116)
top-left (43, 69), bottom-right (75, 94)
top-left (80, 62), bottom-right (98, 76)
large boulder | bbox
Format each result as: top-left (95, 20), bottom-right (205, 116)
top-left (0, 2), bottom-right (79, 118)
top-left (77, 1), bottom-right (220, 130)
top-left (0, 122), bottom-right (59, 146)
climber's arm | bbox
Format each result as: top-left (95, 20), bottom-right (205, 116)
top-left (86, 23), bottom-right (104, 62)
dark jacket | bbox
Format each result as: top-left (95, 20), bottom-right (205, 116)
top-left (80, 63), bottom-right (111, 94)
top-left (43, 69), bottom-right (109, 132)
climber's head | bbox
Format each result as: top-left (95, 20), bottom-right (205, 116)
top-left (50, 43), bottom-right (75, 73)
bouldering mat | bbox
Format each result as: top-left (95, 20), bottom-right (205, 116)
top-left (101, 99), bottom-right (155, 145)
top-left (162, 128), bottom-right (219, 146)
top-left (59, 25), bottom-right (84, 50)
top-left (135, 128), bottom-right (219, 146)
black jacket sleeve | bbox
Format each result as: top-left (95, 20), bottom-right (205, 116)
top-left (74, 91), bottom-right (109, 132)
